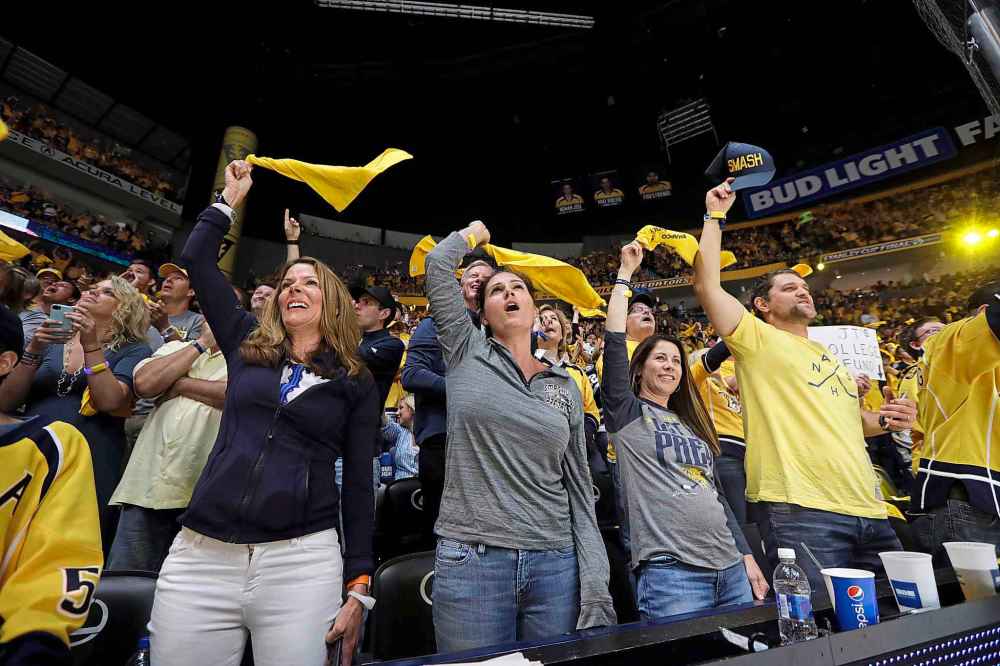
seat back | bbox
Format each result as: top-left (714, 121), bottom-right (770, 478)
top-left (370, 551), bottom-right (436, 661)
top-left (70, 570), bottom-right (157, 666)
top-left (376, 477), bottom-right (429, 560)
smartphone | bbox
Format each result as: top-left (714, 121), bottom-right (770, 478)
top-left (49, 304), bottom-right (75, 333)
top-left (326, 637), bottom-right (343, 666)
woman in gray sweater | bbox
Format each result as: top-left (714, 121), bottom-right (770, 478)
top-left (425, 221), bottom-right (614, 652)
top-left (602, 241), bottom-right (769, 620)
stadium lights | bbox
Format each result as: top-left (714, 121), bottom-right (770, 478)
top-left (989, 228), bottom-right (1000, 239)
top-left (314, 1), bottom-right (596, 28)
top-left (816, 262), bottom-right (826, 271)
top-left (963, 230), bottom-right (983, 246)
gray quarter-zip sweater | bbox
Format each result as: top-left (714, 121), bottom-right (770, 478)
top-left (426, 232), bottom-right (615, 629)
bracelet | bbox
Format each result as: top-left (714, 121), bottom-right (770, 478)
top-left (286, 239), bottom-right (300, 245)
top-left (191, 340), bottom-right (207, 355)
top-left (84, 347), bottom-right (103, 354)
top-left (160, 326), bottom-right (178, 338)
top-left (466, 232), bottom-right (477, 250)
top-left (20, 351), bottom-right (42, 367)
top-left (346, 590), bottom-right (376, 611)
top-left (346, 574), bottom-right (371, 589)
top-left (84, 362), bottom-right (109, 376)
top-left (614, 279), bottom-right (632, 290)
top-left (705, 211), bottom-right (727, 227)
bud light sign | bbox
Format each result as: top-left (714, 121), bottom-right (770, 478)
top-left (831, 576), bottom-right (879, 630)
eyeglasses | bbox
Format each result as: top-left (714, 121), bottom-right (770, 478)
top-left (629, 305), bottom-right (654, 316)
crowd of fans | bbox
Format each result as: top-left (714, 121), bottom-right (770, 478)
top-left (4, 156), bottom-right (999, 666)
top-left (2, 95), bottom-right (184, 199)
top-left (572, 167), bottom-right (999, 286)
top-left (0, 175), bottom-right (153, 257)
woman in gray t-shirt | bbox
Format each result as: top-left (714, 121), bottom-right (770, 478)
top-left (602, 241), bottom-right (769, 620)
top-left (425, 222), bottom-right (615, 653)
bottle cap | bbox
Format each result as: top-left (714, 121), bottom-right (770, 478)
top-left (777, 548), bottom-right (796, 561)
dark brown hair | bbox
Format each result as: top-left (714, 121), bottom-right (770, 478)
top-left (749, 268), bottom-right (801, 318)
top-left (900, 316), bottom-right (941, 351)
top-left (477, 270), bottom-right (535, 338)
top-left (629, 334), bottom-right (720, 455)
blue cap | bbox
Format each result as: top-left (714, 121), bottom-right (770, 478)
top-left (705, 141), bottom-right (775, 191)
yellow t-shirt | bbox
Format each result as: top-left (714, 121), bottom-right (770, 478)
top-left (724, 311), bottom-right (885, 519)
top-left (384, 333), bottom-right (410, 410)
top-left (689, 354), bottom-right (744, 442)
top-left (913, 311), bottom-right (1000, 515)
top-left (596, 338), bottom-right (640, 463)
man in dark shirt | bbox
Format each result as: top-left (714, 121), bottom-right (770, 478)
top-left (353, 285), bottom-right (406, 416)
top-left (402, 259), bottom-right (494, 533)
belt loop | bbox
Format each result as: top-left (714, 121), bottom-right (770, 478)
top-left (477, 543), bottom-right (486, 556)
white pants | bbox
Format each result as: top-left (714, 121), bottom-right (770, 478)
top-left (149, 527), bottom-right (343, 666)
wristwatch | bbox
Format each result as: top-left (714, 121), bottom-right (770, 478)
top-left (191, 340), bottom-right (207, 355)
top-left (214, 191), bottom-right (231, 208)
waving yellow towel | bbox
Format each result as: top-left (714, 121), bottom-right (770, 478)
top-left (634, 225), bottom-right (737, 269)
top-left (246, 148), bottom-right (413, 212)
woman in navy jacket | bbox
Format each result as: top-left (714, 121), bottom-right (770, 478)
top-left (149, 160), bottom-right (379, 666)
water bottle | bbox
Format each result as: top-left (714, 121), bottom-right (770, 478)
top-left (126, 636), bottom-right (150, 666)
top-left (773, 548), bottom-right (819, 644)
top-left (379, 450), bottom-right (395, 485)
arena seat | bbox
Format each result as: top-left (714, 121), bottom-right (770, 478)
top-left (369, 550), bottom-right (436, 661)
top-left (375, 477), bottom-right (432, 561)
top-left (70, 570), bottom-right (157, 666)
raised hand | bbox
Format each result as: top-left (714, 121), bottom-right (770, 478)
top-left (619, 240), bottom-right (644, 277)
top-left (27, 319), bottom-right (73, 353)
top-left (222, 160), bottom-right (253, 209)
top-left (284, 208), bottom-right (301, 242)
top-left (705, 177), bottom-right (737, 216)
top-left (66, 302), bottom-right (99, 349)
top-left (464, 220), bottom-right (490, 248)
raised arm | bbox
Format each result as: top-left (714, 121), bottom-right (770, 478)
top-left (423, 222), bottom-right (490, 368)
top-left (693, 179), bottom-right (744, 337)
top-left (401, 317), bottom-right (446, 397)
top-left (601, 242), bottom-right (644, 432)
top-left (284, 208), bottom-right (301, 262)
top-left (179, 160), bottom-right (257, 357)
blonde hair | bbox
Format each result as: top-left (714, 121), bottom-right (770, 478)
top-left (240, 257), bottom-right (364, 378)
top-left (397, 394), bottom-right (415, 412)
top-left (538, 304), bottom-right (571, 358)
top-left (107, 275), bottom-right (150, 351)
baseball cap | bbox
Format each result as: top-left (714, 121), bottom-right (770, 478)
top-left (0, 305), bottom-right (24, 362)
top-left (967, 281), bottom-right (1000, 311)
top-left (158, 262), bottom-right (189, 279)
top-left (628, 289), bottom-right (658, 312)
top-left (705, 141), bottom-right (776, 191)
top-left (352, 285), bottom-right (399, 323)
top-left (36, 267), bottom-right (62, 280)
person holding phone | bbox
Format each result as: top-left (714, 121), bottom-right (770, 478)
top-left (0, 276), bottom-right (152, 550)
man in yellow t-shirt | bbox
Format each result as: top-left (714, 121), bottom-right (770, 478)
top-left (692, 179), bottom-right (917, 593)
top-left (909, 284), bottom-right (1000, 565)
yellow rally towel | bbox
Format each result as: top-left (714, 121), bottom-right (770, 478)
top-left (791, 263), bottom-right (813, 278)
top-left (409, 237), bottom-right (606, 313)
top-left (0, 119), bottom-right (8, 142)
top-left (246, 148), bottom-right (413, 212)
top-left (79, 387), bottom-right (132, 418)
top-left (634, 225), bottom-right (737, 269)
top-left (0, 228), bottom-right (29, 263)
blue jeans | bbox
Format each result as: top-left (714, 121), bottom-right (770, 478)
top-left (755, 502), bottom-right (902, 598)
top-left (636, 556), bottom-right (752, 620)
top-left (716, 454), bottom-right (748, 525)
top-left (432, 538), bottom-right (580, 653)
top-left (911, 499), bottom-right (1000, 568)
top-left (108, 504), bottom-right (184, 572)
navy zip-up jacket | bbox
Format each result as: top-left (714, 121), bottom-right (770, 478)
top-left (359, 328), bottom-right (405, 409)
top-left (178, 205), bottom-right (379, 580)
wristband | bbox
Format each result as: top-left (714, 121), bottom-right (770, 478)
top-left (191, 341), bottom-right (207, 355)
top-left (84, 347), bottom-right (103, 354)
top-left (346, 575), bottom-right (371, 589)
top-left (466, 232), bottom-right (477, 250)
top-left (286, 239), bottom-right (300, 245)
top-left (84, 362), bottom-right (109, 376)
top-left (704, 212), bottom-right (727, 227)
top-left (347, 590), bottom-right (376, 611)
top-left (614, 279), bottom-right (633, 290)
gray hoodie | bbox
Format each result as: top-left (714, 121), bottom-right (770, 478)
top-left (426, 232), bottom-right (615, 629)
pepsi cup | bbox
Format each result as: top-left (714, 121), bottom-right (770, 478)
top-left (821, 568), bottom-right (879, 631)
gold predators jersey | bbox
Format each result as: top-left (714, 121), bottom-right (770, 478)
top-left (689, 351), bottom-right (744, 457)
top-left (0, 419), bottom-right (103, 660)
top-left (913, 310), bottom-right (1000, 516)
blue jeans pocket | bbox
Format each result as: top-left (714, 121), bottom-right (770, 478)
top-left (436, 538), bottom-right (473, 566)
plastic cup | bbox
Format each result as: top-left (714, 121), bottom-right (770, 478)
top-left (879, 551), bottom-right (940, 612)
top-left (943, 542), bottom-right (1000, 601)
top-left (821, 567), bottom-right (879, 630)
